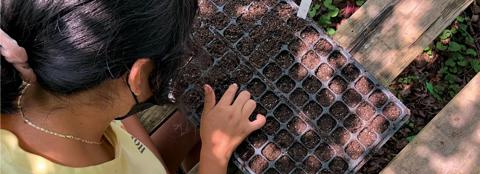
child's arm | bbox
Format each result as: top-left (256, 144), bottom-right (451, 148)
top-left (199, 84), bottom-right (266, 174)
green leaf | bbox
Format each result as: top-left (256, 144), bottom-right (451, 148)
top-left (471, 60), bottom-right (480, 73)
top-left (318, 15), bottom-right (332, 26)
top-left (326, 28), bottom-right (336, 36)
top-left (356, 0), bottom-right (365, 6)
top-left (466, 49), bottom-right (478, 57)
top-left (406, 135), bottom-right (416, 142)
top-left (457, 59), bottom-right (468, 67)
top-left (445, 58), bottom-right (456, 67)
top-left (439, 30), bottom-right (452, 40)
top-left (327, 8), bottom-right (340, 17)
top-left (448, 41), bottom-right (462, 52)
top-left (436, 41), bottom-right (447, 51)
top-left (308, 4), bottom-right (321, 18)
top-left (323, 0), bottom-right (335, 9)
top-left (465, 33), bottom-right (475, 46)
top-left (456, 16), bottom-right (465, 22)
top-left (425, 82), bottom-right (435, 94)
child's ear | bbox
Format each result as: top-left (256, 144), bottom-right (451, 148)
top-left (128, 58), bottom-right (154, 100)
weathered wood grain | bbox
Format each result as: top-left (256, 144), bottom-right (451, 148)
top-left (381, 73), bottom-right (480, 174)
top-left (334, 0), bottom-right (473, 86)
top-left (137, 104), bottom-right (177, 134)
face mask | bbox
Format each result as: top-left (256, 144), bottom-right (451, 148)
top-left (115, 76), bottom-right (157, 120)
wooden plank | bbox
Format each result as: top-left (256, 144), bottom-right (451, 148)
top-left (137, 104), bottom-right (177, 134)
top-left (381, 73), bottom-right (480, 174)
top-left (334, 0), bottom-right (473, 86)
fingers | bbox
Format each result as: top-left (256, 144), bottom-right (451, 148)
top-left (218, 83), bottom-right (238, 106)
top-left (202, 84), bottom-right (216, 114)
top-left (248, 114), bottom-right (266, 132)
top-left (241, 99), bottom-right (256, 117)
top-left (233, 91), bottom-right (251, 109)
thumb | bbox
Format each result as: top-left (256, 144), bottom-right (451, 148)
top-left (202, 84), bottom-right (216, 114)
top-left (248, 114), bottom-right (266, 133)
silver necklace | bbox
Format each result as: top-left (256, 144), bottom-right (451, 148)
top-left (17, 84), bottom-right (103, 145)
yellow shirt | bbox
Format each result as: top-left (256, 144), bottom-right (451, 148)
top-left (0, 121), bottom-right (166, 174)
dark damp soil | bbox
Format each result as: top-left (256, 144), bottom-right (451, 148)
top-left (300, 26), bottom-right (320, 45)
top-left (343, 114), bottom-right (363, 134)
top-left (331, 127), bottom-right (351, 145)
top-left (246, 78), bottom-right (266, 97)
top-left (369, 115), bottom-right (389, 134)
top-left (223, 24), bottom-right (244, 43)
top-left (343, 89), bottom-right (362, 107)
top-left (289, 88), bottom-right (309, 107)
top-left (276, 50), bottom-right (295, 69)
top-left (194, 26), bottom-right (215, 46)
top-left (288, 38), bottom-right (309, 57)
top-left (301, 130), bottom-right (321, 149)
top-left (314, 38), bottom-right (333, 56)
top-left (368, 89), bottom-right (388, 107)
top-left (287, 117), bottom-right (307, 135)
top-left (289, 63), bottom-right (309, 81)
top-left (276, 76), bottom-right (296, 93)
top-left (301, 50), bottom-right (321, 70)
top-left (274, 129), bottom-right (294, 148)
top-left (207, 39), bottom-right (229, 57)
top-left (288, 143), bottom-right (308, 161)
top-left (262, 143), bottom-right (282, 161)
top-left (275, 155), bottom-right (295, 173)
top-left (249, 155), bottom-right (269, 173)
top-left (218, 51), bottom-right (240, 70)
top-left (262, 116), bottom-right (280, 135)
top-left (317, 88), bottom-right (336, 107)
top-left (383, 102), bottom-right (401, 121)
top-left (303, 101), bottom-right (322, 120)
top-left (304, 156), bottom-right (322, 173)
top-left (329, 102), bottom-right (349, 120)
top-left (274, 104), bottom-right (294, 123)
top-left (329, 76), bottom-right (347, 94)
top-left (342, 63), bottom-right (360, 82)
top-left (249, 50), bottom-right (269, 69)
top-left (316, 63), bottom-right (334, 81)
top-left (329, 157), bottom-right (348, 173)
top-left (303, 75), bottom-right (322, 94)
top-left (345, 140), bottom-right (365, 160)
top-left (355, 76), bottom-right (374, 95)
top-left (356, 102), bottom-right (376, 121)
top-left (237, 36), bottom-right (256, 56)
top-left (248, 130), bottom-right (268, 148)
top-left (317, 114), bottom-right (336, 135)
top-left (260, 91), bottom-right (280, 110)
top-left (327, 51), bottom-right (347, 68)
top-left (358, 128), bottom-right (377, 147)
top-left (232, 65), bottom-right (253, 85)
top-left (315, 143), bottom-right (335, 162)
top-left (236, 141), bottom-right (255, 161)
top-left (263, 63), bottom-right (283, 81)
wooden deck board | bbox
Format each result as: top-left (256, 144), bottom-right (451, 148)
top-left (381, 73), bottom-right (480, 174)
top-left (334, 0), bottom-right (473, 86)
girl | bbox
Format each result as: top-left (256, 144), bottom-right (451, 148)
top-left (0, 0), bottom-right (266, 173)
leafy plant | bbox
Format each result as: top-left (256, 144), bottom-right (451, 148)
top-left (308, 4), bottom-right (321, 18)
top-left (398, 75), bottom-right (418, 84)
top-left (425, 82), bottom-right (443, 101)
top-left (355, 0), bottom-right (365, 6)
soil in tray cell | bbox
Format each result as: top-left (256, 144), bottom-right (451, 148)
top-left (301, 50), bottom-right (321, 70)
top-left (265, 168), bottom-right (280, 174)
top-left (287, 117), bottom-right (307, 135)
top-left (355, 76), bottom-right (375, 95)
top-left (345, 140), bottom-right (365, 160)
top-left (327, 51), bottom-right (347, 68)
top-left (223, 1), bottom-right (246, 17)
top-left (207, 39), bottom-right (228, 58)
top-left (317, 114), bottom-right (336, 135)
top-left (289, 88), bottom-right (309, 107)
top-left (303, 101), bottom-right (322, 120)
top-left (208, 12), bottom-right (230, 31)
top-left (329, 76), bottom-right (347, 94)
top-left (274, 104), bottom-right (294, 123)
top-left (300, 26), bottom-right (320, 45)
top-left (194, 26), bottom-right (215, 46)
top-left (343, 89), bottom-right (362, 107)
top-left (303, 75), bottom-right (322, 94)
top-left (317, 88), bottom-right (336, 107)
top-left (368, 115), bottom-right (389, 134)
top-left (329, 157), bottom-right (348, 173)
top-left (290, 63), bottom-right (308, 81)
top-left (383, 102), bottom-right (402, 121)
top-left (356, 102), bottom-right (376, 121)
top-left (314, 38), bottom-right (333, 57)
top-left (274, 129), bottom-right (295, 148)
top-left (301, 130), bottom-right (321, 149)
top-left (331, 127), bottom-right (351, 145)
top-left (289, 38), bottom-right (309, 58)
top-left (316, 63), bottom-right (334, 81)
top-left (263, 63), bottom-right (283, 81)
top-left (272, 1), bottom-right (295, 22)
top-left (223, 24), bottom-right (244, 43)
top-left (275, 50), bottom-right (295, 69)
top-left (260, 91), bottom-right (279, 110)
top-left (343, 114), bottom-right (364, 134)
top-left (249, 50), bottom-right (269, 69)
top-left (329, 102), bottom-right (349, 120)
top-left (341, 63), bottom-right (360, 82)
top-left (262, 143), bottom-right (282, 161)
top-left (315, 143), bottom-right (335, 162)
top-left (358, 128), bottom-right (377, 148)
top-left (246, 78), bottom-right (266, 97)
top-left (276, 76), bottom-right (296, 93)
top-left (288, 143), bottom-right (308, 161)
top-left (248, 130), bottom-right (267, 148)
top-left (218, 51), bottom-right (240, 71)
top-left (262, 116), bottom-right (280, 135)
top-left (237, 36), bottom-right (256, 57)
top-left (249, 155), bottom-right (269, 173)
top-left (236, 141), bottom-right (255, 161)
top-left (275, 155), bottom-right (295, 173)
top-left (303, 155), bottom-right (322, 174)
top-left (232, 65), bottom-right (253, 85)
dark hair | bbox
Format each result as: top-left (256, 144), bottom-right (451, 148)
top-left (1, 0), bottom-right (198, 113)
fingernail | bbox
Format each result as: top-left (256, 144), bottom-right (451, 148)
top-left (231, 83), bottom-right (237, 87)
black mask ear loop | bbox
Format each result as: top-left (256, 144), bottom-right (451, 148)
top-left (115, 75), bottom-right (155, 120)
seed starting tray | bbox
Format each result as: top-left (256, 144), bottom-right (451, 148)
top-left (171, 0), bottom-right (411, 173)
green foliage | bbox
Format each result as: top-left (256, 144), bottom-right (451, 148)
top-left (308, 4), bottom-right (321, 18)
top-left (425, 82), bottom-right (443, 101)
top-left (406, 135), bottom-right (416, 143)
top-left (308, 0), bottom-right (341, 36)
top-left (398, 75), bottom-right (418, 84)
top-left (355, 0), bottom-right (365, 6)
top-left (471, 60), bottom-right (480, 73)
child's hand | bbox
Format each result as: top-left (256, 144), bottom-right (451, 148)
top-left (199, 83), bottom-right (266, 166)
